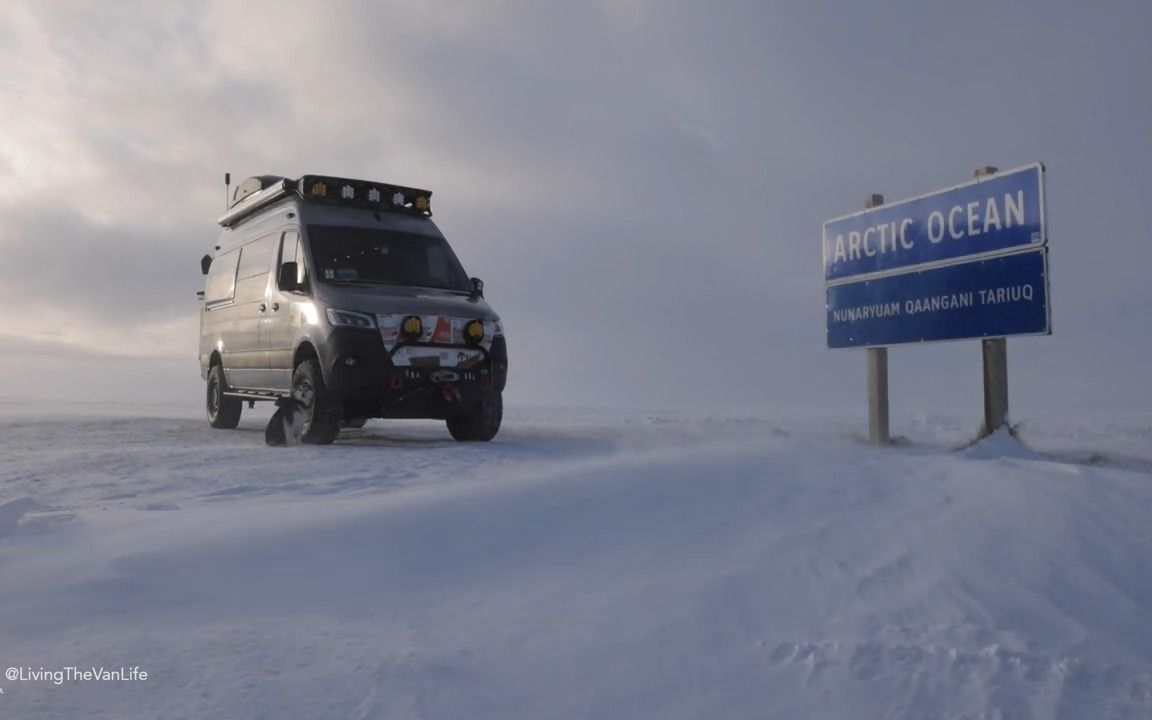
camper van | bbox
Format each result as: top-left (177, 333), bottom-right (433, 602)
top-left (198, 174), bottom-right (507, 444)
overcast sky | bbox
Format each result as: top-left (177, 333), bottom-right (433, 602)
top-left (1, 1), bottom-right (1150, 421)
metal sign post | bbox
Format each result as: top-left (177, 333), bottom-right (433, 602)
top-left (974, 166), bottom-right (1009, 437)
top-left (864, 193), bottom-right (889, 445)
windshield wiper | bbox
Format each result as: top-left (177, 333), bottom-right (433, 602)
top-left (404, 283), bottom-right (471, 294)
top-left (322, 279), bottom-right (396, 286)
top-left (323, 279), bottom-right (467, 293)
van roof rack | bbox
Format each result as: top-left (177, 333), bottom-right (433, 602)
top-left (217, 174), bottom-right (434, 227)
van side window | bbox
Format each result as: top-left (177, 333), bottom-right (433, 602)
top-left (278, 230), bottom-right (304, 289)
top-left (204, 248), bottom-right (240, 305)
top-left (237, 234), bottom-right (276, 280)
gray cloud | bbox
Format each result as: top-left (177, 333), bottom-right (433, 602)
top-left (1, 0), bottom-right (1150, 414)
top-left (0, 202), bottom-right (202, 357)
top-left (0, 203), bottom-right (200, 311)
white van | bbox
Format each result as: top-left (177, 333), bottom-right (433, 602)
top-left (198, 175), bottom-right (507, 444)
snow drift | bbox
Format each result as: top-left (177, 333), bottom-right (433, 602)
top-left (2, 406), bottom-right (1152, 718)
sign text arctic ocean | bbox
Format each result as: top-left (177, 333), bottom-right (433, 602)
top-left (823, 164), bottom-right (1045, 283)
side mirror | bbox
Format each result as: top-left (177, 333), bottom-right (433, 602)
top-left (470, 277), bottom-right (484, 299)
top-left (278, 262), bottom-right (300, 291)
top-left (201, 254), bottom-right (213, 275)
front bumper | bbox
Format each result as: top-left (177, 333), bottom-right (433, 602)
top-left (317, 328), bottom-right (507, 419)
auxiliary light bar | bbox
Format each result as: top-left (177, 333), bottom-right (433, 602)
top-left (218, 174), bottom-right (433, 227)
top-left (297, 175), bottom-right (432, 216)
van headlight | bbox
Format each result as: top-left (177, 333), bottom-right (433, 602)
top-left (325, 308), bottom-right (377, 329)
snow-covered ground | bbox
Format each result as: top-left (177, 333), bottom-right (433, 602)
top-left (2, 403), bottom-right (1152, 718)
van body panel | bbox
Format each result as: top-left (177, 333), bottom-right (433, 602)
top-left (220, 232), bottom-right (276, 388)
top-left (262, 228), bottom-right (305, 391)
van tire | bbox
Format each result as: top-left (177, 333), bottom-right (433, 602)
top-left (292, 358), bottom-right (341, 445)
top-left (447, 392), bottom-right (502, 442)
top-left (207, 364), bottom-right (242, 429)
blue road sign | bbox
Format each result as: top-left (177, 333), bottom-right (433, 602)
top-left (826, 249), bottom-right (1050, 348)
top-left (823, 164), bottom-right (1045, 282)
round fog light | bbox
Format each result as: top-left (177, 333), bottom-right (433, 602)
top-left (464, 320), bottom-right (485, 344)
top-left (401, 315), bottom-right (423, 339)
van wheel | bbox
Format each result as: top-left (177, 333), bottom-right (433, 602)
top-left (207, 364), bottom-right (242, 429)
top-left (447, 392), bottom-right (502, 442)
top-left (291, 358), bottom-right (341, 445)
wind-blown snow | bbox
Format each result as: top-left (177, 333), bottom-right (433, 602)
top-left (2, 405), bottom-right (1152, 718)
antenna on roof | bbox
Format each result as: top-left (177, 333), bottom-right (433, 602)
top-left (224, 172), bottom-right (231, 210)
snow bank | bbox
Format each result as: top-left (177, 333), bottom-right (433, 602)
top-left (2, 410), bottom-right (1151, 718)
top-left (958, 426), bottom-right (1042, 461)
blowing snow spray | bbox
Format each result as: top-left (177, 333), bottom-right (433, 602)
top-left (265, 396), bottom-right (306, 446)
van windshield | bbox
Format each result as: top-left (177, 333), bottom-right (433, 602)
top-left (307, 225), bottom-right (472, 293)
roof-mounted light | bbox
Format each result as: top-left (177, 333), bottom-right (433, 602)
top-left (295, 175), bottom-right (433, 216)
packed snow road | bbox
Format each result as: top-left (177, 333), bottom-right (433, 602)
top-left (2, 404), bottom-right (1152, 718)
